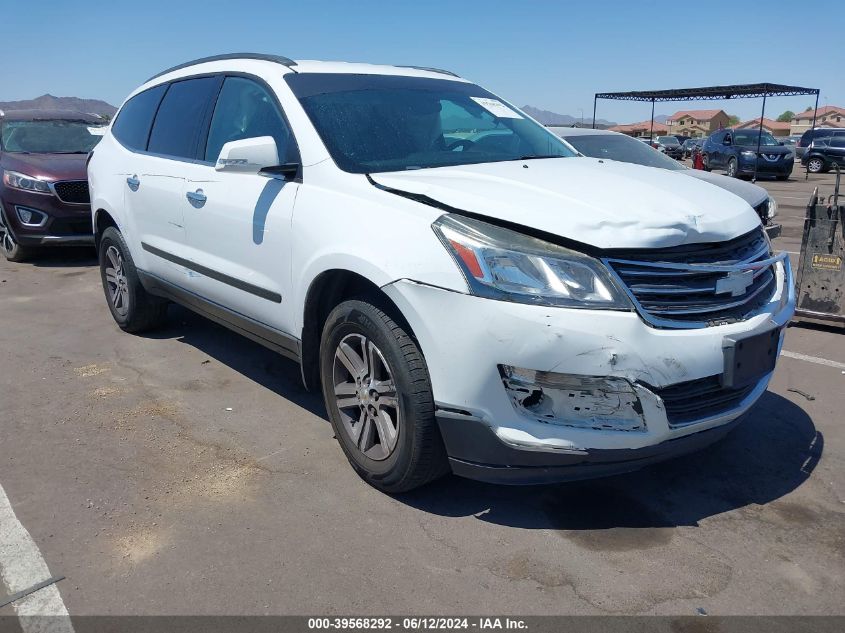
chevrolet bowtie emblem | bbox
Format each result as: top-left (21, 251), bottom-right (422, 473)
top-left (715, 269), bottom-right (755, 297)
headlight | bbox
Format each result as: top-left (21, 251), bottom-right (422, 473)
top-left (2, 170), bottom-right (53, 195)
top-left (740, 150), bottom-right (757, 159)
top-left (767, 196), bottom-right (778, 219)
top-left (432, 214), bottom-right (630, 309)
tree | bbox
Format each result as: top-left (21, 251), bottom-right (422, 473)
top-left (805, 106), bottom-right (813, 112)
top-left (728, 114), bottom-right (740, 126)
top-left (777, 110), bottom-right (794, 122)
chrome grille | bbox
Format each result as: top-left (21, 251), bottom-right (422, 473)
top-left (52, 180), bottom-right (90, 205)
top-left (604, 228), bottom-right (779, 328)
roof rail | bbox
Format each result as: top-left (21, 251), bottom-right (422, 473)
top-left (147, 53), bottom-right (297, 81)
top-left (395, 65), bottom-right (459, 78)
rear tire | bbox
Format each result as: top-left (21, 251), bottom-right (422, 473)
top-left (807, 157), bottom-right (825, 173)
top-left (0, 208), bottom-right (34, 263)
top-left (98, 226), bottom-right (168, 333)
top-left (320, 298), bottom-right (449, 493)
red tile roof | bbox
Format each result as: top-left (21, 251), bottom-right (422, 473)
top-left (736, 117), bottom-right (790, 132)
top-left (667, 109), bottom-right (725, 121)
top-left (609, 120), bottom-right (669, 133)
top-left (793, 105), bottom-right (845, 121)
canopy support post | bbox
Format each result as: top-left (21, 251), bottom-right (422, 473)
top-left (649, 98), bottom-right (655, 140)
top-left (592, 96), bottom-right (597, 130)
top-left (753, 92), bottom-right (767, 183)
top-left (806, 91), bottom-right (820, 181)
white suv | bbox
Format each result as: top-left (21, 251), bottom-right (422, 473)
top-left (88, 53), bottom-right (795, 492)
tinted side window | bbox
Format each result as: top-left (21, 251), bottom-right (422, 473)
top-left (204, 77), bottom-right (295, 163)
top-left (831, 139), bottom-right (845, 148)
top-left (112, 84), bottom-right (167, 151)
top-left (148, 77), bottom-right (220, 159)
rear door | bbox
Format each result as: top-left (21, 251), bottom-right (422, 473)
top-left (178, 75), bottom-right (300, 336)
top-left (830, 138), bottom-right (845, 167)
top-left (709, 131), bottom-right (726, 167)
top-left (133, 76), bottom-right (222, 282)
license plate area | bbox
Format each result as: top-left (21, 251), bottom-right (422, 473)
top-left (722, 326), bottom-right (780, 388)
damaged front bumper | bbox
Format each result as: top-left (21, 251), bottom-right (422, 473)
top-left (382, 258), bottom-right (794, 484)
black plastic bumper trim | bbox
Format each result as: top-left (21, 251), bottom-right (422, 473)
top-left (436, 411), bottom-right (744, 485)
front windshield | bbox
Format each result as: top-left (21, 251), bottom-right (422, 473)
top-left (733, 130), bottom-right (779, 146)
top-left (0, 120), bottom-right (103, 153)
top-left (657, 136), bottom-right (680, 146)
top-left (285, 73), bottom-right (575, 173)
top-left (562, 133), bottom-right (685, 171)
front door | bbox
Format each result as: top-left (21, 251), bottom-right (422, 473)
top-left (179, 76), bottom-right (300, 336)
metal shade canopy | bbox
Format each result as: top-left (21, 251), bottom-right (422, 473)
top-left (593, 82), bottom-right (821, 181)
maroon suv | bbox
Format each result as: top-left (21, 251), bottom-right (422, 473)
top-left (0, 109), bottom-right (105, 261)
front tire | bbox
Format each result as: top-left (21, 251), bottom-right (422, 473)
top-left (98, 226), bottom-right (168, 333)
top-left (0, 208), bottom-right (34, 262)
top-left (726, 157), bottom-right (739, 178)
top-left (807, 157), bottom-right (825, 173)
top-left (319, 298), bottom-right (448, 493)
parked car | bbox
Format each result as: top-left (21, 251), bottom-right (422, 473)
top-left (554, 128), bottom-right (780, 236)
top-left (654, 135), bottom-right (684, 159)
top-left (89, 53), bottom-right (794, 492)
top-left (682, 138), bottom-right (704, 158)
top-left (801, 137), bottom-right (845, 173)
top-left (0, 109), bottom-right (103, 261)
top-left (796, 128), bottom-right (845, 159)
top-left (702, 128), bottom-right (794, 180)
top-left (673, 135), bottom-right (691, 145)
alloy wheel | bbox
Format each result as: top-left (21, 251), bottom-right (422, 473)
top-left (808, 158), bottom-right (824, 173)
top-left (727, 159), bottom-right (737, 177)
top-left (104, 245), bottom-right (130, 317)
top-left (0, 211), bottom-right (16, 255)
top-left (332, 333), bottom-right (400, 461)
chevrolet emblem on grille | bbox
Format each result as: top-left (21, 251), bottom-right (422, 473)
top-left (715, 269), bottom-right (754, 296)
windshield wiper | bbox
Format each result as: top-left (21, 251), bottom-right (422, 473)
top-left (516, 155), bottom-right (561, 161)
top-left (52, 151), bottom-right (88, 154)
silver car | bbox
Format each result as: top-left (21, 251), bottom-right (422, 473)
top-left (549, 127), bottom-right (780, 238)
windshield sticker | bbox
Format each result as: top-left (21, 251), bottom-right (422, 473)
top-left (470, 97), bottom-right (523, 119)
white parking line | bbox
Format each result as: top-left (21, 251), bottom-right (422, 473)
top-left (781, 350), bottom-right (845, 371)
top-left (0, 484), bottom-right (74, 633)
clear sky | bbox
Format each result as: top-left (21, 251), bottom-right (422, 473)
top-left (1, 0), bottom-right (842, 124)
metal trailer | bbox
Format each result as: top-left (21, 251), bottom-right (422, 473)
top-left (794, 166), bottom-right (845, 325)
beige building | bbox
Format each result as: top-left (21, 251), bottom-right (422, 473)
top-left (608, 120), bottom-right (669, 138)
top-left (736, 117), bottom-right (791, 137)
top-left (790, 106), bottom-right (845, 135)
top-left (665, 109), bottom-right (730, 137)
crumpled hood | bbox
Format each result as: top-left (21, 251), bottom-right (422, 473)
top-left (370, 158), bottom-right (761, 249)
top-left (0, 152), bottom-right (88, 182)
top-left (682, 169), bottom-right (768, 208)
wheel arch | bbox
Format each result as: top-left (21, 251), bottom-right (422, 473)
top-left (299, 268), bottom-right (417, 392)
top-left (93, 208), bottom-right (119, 251)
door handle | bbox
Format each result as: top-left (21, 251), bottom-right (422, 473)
top-left (186, 189), bottom-right (207, 206)
top-left (126, 175), bottom-right (140, 191)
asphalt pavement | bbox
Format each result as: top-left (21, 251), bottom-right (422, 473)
top-left (0, 169), bottom-right (843, 619)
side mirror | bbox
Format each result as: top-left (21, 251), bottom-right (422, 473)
top-left (723, 138), bottom-right (732, 146)
top-left (778, 141), bottom-right (785, 146)
top-left (215, 136), bottom-right (279, 173)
